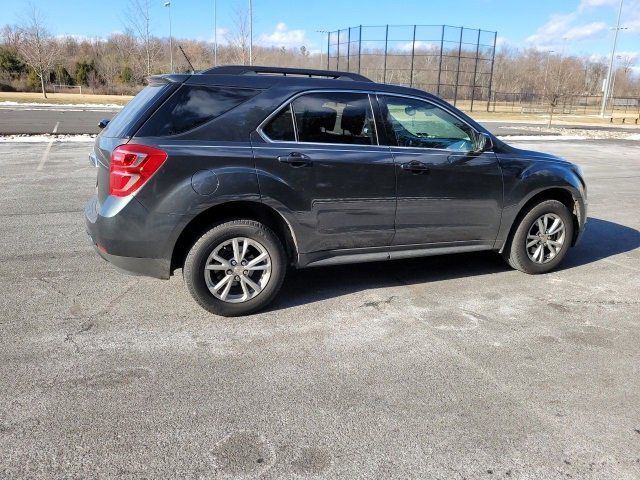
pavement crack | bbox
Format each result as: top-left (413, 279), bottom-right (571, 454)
top-left (360, 295), bottom-right (398, 310)
top-left (64, 332), bottom-right (81, 353)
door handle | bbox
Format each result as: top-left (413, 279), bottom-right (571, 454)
top-left (277, 152), bottom-right (312, 167)
top-left (400, 160), bottom-right (430, 174)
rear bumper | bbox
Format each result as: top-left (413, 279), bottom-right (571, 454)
top-left (91, 242), bottom-right (171, 279)
top-left (85, 194), bottom-right (173, 279)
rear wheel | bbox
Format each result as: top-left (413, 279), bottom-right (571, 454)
top-left (183, 220), bottom-right (286, 316)
top-left (504, 199), bottom-right (574, 274)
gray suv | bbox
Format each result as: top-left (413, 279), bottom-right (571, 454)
top-left (85, 65), bottom-right (587, 316)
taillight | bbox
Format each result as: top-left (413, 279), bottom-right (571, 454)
top-left (109, 144), bottom-right (167, 197)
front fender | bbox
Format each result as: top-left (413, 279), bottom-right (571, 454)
top-left (495, 158), bottom-right (587, 250)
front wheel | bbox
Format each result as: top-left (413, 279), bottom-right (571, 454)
top-left (183, 220), bottom-right (286, 316)
top-left (504, 199), bottom-right (574, 274)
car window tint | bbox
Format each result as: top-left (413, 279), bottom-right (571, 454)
top-left (380, 96), bottom-right (474, 151)
top-left (138, 85), bottom-right (259, 136)
top-left (263, 106), bottom-right (295, 141)
top-left (291, 92), bottom-right (376, 145)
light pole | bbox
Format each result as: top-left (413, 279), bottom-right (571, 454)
top-left (213, 0), bottom-right (218, 66)
top-left (164, 1), bottom-right (173, 73)
top-left (316, 30), bottom-right (329, 68)
top-left (601, 0), bottom-right (625, 117)
top-left (248, 0), bottom-right (253, 66)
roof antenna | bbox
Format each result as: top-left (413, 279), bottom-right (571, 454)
top-left (178, 44), bottom-right (195, 73)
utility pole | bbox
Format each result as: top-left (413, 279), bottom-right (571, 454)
top-left (213, 0), bottom-right (218, 66)
top-left (164, 1), bottom-right (173, 73)
top-left (249, 0), bottom-right (253, 66)
top-left (601, 0), bottom-right (624, 117)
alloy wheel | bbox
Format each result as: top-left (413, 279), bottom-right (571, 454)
top-left (525, 213), bottom-right (566, 264)
top-left (204, 237), bottom-right (272, 303)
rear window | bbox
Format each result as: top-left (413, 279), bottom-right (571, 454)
top-left (137, 85), bottom-right (260, 136)
top-left (103, 84), bottom-right (167, 138)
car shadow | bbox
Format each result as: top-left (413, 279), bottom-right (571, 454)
top-left (267, 217), bottom-right (639, 312)
top-left (559, 217), bottom-right (640, 269)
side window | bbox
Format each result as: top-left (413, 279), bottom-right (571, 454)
top-left (138, 85), bottom-right (260, 136)
top-left (291, 92), bottom-right (377, 145)
top-left (263, 106), bottom-right (295, 141)
top-left (380, 96), bottom-right (474, 151)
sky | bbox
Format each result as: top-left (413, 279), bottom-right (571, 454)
top-left (2, 0), bottom-right (640, 65)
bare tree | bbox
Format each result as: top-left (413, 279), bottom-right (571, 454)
top-left (17, 6), bottom-right (59, 98)
top-left (1, 25), bottom-right (23, 50)
top-left (543, 56), bottom-right (583, 128)
top-left (125, 0), bottom-right (157, 76)
top-left (226, 4), bottom-right (251, 65)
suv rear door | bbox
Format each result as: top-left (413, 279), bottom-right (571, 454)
top-left (377, 94), bottom-right (502, 249)
top-left (252, 90), bottom-right (396, 253)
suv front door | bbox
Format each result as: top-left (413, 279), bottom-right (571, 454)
top-left (252, 91), bottom-right (396, 253)
top-left (377, 94), bottom-right (502, 249)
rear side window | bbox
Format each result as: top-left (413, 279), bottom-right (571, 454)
top-left (104, 85), bottom-right (167, 138)
top-left (263, 106), bottom-right (295, 141)
top-left (291, 92), bottom-right (377, 145)
top-left (138, 85), bottom-right (259, 136)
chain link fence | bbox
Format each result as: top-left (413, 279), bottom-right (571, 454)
top-left (488, 92), bottom-right (640, 118)
top-left (327, 24), bottom-right (497, 111)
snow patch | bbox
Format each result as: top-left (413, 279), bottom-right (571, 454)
top-left (499, 135), bottom-right (588, 141)
top-left (0, 134), bottom-right (96, 143)
top-left (0, 101), bottom-right (123, 110)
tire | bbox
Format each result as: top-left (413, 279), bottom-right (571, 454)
top-left (183, 219), bottom-right (286, 316)
top-left (504, 199), bottom-right (574, 274)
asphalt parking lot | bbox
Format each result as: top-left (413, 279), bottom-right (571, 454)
top-left (1, 138), bottom-right (639, 479)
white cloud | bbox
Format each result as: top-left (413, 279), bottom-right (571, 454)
top-left (589, 53), bottom-right (608, 62)
top-left (625, 17), bottom-right (640, 32)
top-left (526, 12), bottom-right (577, 44)
top-left (495, 36), bottom-right (511, 48)
top-left (616, 50), bottom-right (639, 62)
top-left (579, 0), bottom-right (619, 11)
top-left (258, 23), bottom-right (309, 49)
top-left (399, 41), bottom-right (437, 52)
top-left (579, 0), bottom-right (640, 32)
top-left (564, 21), bottom-right (608, 40)
top-left (208, 27), bottom-right (230, 46)
top-left (526, 10), bottom-right (610, 46)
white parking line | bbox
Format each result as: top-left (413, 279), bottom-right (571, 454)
top-left (36, 121), bottom-right (59, 171)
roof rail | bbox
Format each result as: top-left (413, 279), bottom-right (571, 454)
top-left (200, 65), bottom-right (372, 82)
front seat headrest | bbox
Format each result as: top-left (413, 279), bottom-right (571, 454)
top-left (340, 104), bottom-right (367, 136)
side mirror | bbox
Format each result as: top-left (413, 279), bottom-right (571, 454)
top-left (473, 131), bottom-right (493, 153)
top-left (98, 118), bottom-right (110, 129)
